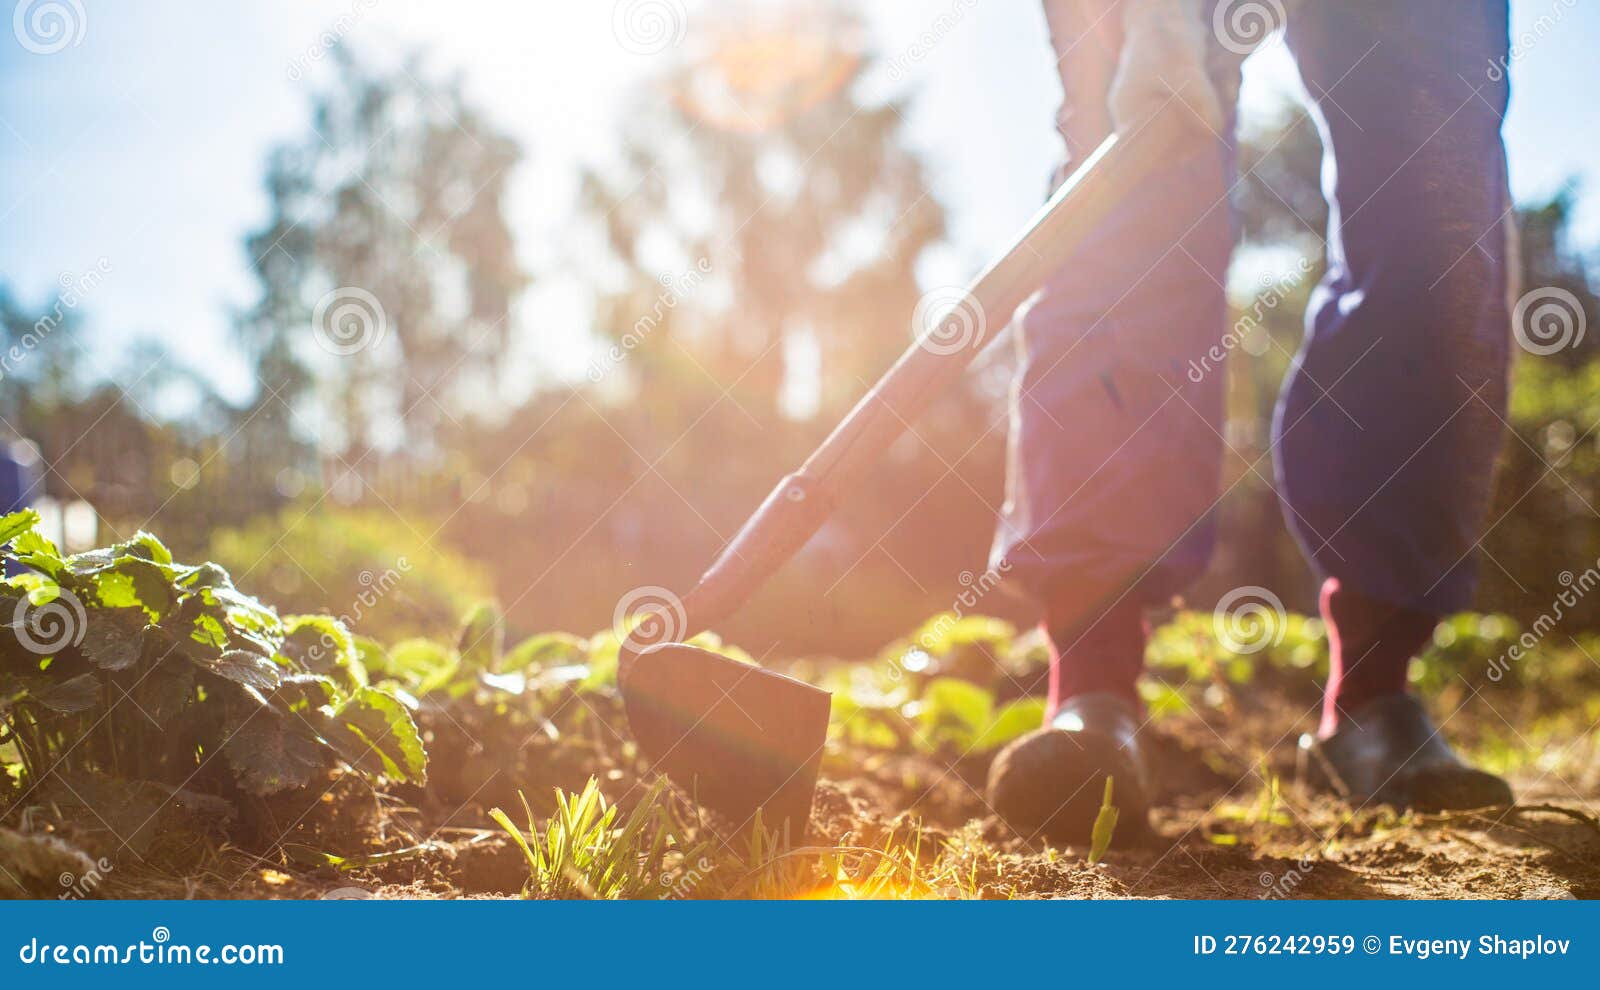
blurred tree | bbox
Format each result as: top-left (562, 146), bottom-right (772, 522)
top-left (1481, 187), bottom-right (1600, 623)
top-left (0, 292), bottom-right (246, 546)
top-left (236, 47), bottom-right (527, 465)
top-left (1234, 103), bottom-right (1328, 255)
top-left (1514, 183), bottom-right (1600, 366)
top-left (577, 2), bottom-right (946, 421)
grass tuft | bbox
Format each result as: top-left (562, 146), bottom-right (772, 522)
top-left (490, 776), bottom-right (711, 899)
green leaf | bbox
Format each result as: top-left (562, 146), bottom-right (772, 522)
top-left (488, 806), bottom-right (541, 881)
top-left (316, 687), bottom-right (428, 785)
top-left (89, 564), bottom-right (168, 617)
top-left (1138, 681), bottom-right (1193, 719)
top-left (910, 613), bottom-right (1015, 656)
top-left (1088, 776), bottom-right (1118, 864)
top-left (192, 650), bottom-right (283, 693)
top-left (917, 677), bottom-right (994, 747)
top-left (378, 638), bottom-right (460, 695)
top-left (211, 590), bottom-right (282, 655)
top-left (14, 572), bottom-right (61, 606)
top-left (828, 694), bottom-right (904, 749)
top-left (0, 509), bottom-right (39, 547)
top-left (118, 531), bottom-right (173, 566)
top-left (169, 565), bottom-right (283, 657)
top-left (142, 664), bottom-right (196, 723)
top-left (352, 635), bottom-right (388, 674)
top-left (456, 601), bottom-right (504, 672)
top-left (9, 531), bottom-right (66, 580)
top-left (974, 697), bottom-right (1045, 751)
top-left (27, 673), bottom-right (101, 713)
top-left (189, 611), bottom-right (229, 653)
top-left (222, 712), bottom-right (332, 795)
top-left (502, 632), bottom-right (588, 672)
top-left (175, 561), bottom-right (231, 589)
top-left (270, 674), bottom-right (341, 713)
top-left (78, 608), bottom-right (148, 672)
top-left (582, 632), bottom-right (623, 690)
top-left (387, 637), bottom-right (455, 673)
top-left (66, 533), bottom-right (177, 578)
top-left (279, 615), bottom-right (364, 689)
top-left (686, 631), bottom-right (757, 666)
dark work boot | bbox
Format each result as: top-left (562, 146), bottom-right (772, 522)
top-left (987, 692), bottom-right (1151, 846)
top-left (1299, 694), bottom-right (1512, 812)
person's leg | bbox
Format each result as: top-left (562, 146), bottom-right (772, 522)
top-left (987, 7), bottom-right (1246, 844)
top-left (1317, 576), bottom-right (1437, 738)
top-left (1281, 0), bottom-right (1514, 808)
top-left (1, 443), bottom-right (40, 578)
top-left (994, 65), bottom-right (1242, 717)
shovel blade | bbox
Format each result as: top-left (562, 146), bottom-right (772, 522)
top-left (619, 643), bottom-right (831, 835)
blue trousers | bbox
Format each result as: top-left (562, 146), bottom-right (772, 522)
top-left (1, 449), bottom-right (36, 516)
top-left (2, 446), bottom-right (39, 577)
top-left (995, 1), bottom-right (1513, 618)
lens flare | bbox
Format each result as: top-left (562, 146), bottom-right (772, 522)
top-left (671, 5), bottom-right (862, 133)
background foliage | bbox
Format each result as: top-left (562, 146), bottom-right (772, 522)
top-left (2, 36), bottom-right (1596, 657)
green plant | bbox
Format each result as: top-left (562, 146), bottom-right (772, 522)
top-left (1142, 608), bottom-right (1327, 715)
top-left (1088, 777), bottom-right (1118, 864)
top-left (737, 807), bottom-right (822, 898)
top-left (1411, 613), bottom-right (1520, 695)
top-left (823, 661), bottom-right (1043, 756)
top-left (1, 510), bottom-right (425, 796)
top-left (910, 678), bottom-right (1044, 753)
top-left (489, 776), bottom-right (710, 899)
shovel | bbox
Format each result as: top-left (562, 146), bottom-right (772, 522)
top-left (617, 104), bottom-right (1199, 834)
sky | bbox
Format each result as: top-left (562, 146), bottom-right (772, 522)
top-left (1, 0), bottom-right (1596, 408)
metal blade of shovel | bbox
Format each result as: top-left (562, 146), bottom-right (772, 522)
top-left (619, 642), bottom-right (831, 835)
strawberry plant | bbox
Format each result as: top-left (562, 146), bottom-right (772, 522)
top-left (0, 509), bottom-right (426, 798)
top-left (814, 617), bottom-right (1046, 757)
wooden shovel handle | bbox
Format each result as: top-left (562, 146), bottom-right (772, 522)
top-left (680, 104), bottom-right (1200, 635)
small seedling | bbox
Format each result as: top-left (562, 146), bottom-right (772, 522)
top-left (1088, 776), bottom-right (1118, 864)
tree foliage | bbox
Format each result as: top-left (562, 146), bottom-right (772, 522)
top-left (236, 48), bottom-right (527, 460)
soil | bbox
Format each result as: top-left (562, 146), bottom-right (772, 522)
top-left (6, 678), bottom-right (1598, 900)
